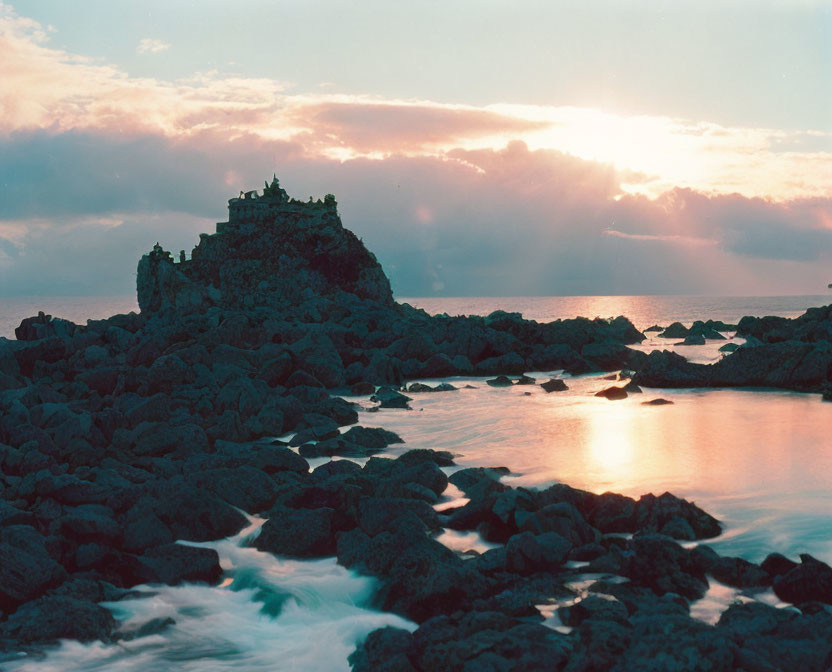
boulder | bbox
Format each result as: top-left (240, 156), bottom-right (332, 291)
top-left (594, 386), bottom-right (628, 400)
top-left (124, 543), bottom-right (223, 586)
top-left (540, 378), bottom-right (568, 392)
top-left (0, 595), bottom-right (116, 644)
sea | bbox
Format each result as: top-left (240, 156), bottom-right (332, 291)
top-left (2, 293), bottom-right (831, 670)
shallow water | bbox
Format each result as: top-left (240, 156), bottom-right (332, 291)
top-left (361, 371), bottom-right (832, 566)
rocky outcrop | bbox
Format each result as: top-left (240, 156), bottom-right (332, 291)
top-left (3, 177), bottom-right (829, 668)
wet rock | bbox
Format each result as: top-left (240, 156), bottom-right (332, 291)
top-left (349, 626), bottom-right (417, 672)
top-left (486, 376), bottom-right (513, 388)
top-left (448, 467), bottom-right (509, 493)
top-left (623, 534), bottom-right (709, 600)
top-left (0, 595), bottom-right (116, 644)
top-left (187, 466), bottom-right (278, 512)
top-left (255, 505), bottom-right (336, 557)
top-left (660, 322), bottom-right (689, 338)
top-left (761, 552), bottom-right (798, 578)
top-left (371, 386), bottom-right (412, 409)
top-left (0, 526), bottom-right (67, 611)
top-left (349, 381), bottom-right (376, 395)
top-left (559, 593), bottom-right (628, 626)
top-left (641, 398), bottom-right (674, 406)
top-left (773, 554), bottom-right (832, 605)
top-left (124, 543), bottom-right (223, 586)
top-left (540, 378), bottom-right (568, 392)
top-left (710, 556), bottom-right (771, 588)
top-left (594, 386), bottom-right (627, 400)
top-left (504, 532), bottom-right (571, 574)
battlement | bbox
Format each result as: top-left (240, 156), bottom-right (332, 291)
top-left (218, 175), bottom-right (337, 232)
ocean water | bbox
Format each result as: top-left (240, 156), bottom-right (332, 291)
top-left (3, 293), bottom-right (832, 668)
top-left (402, 294), bottom-right (831, 332)
top-left (0, 296), bottom-right (139, 340)
top-left (1, 294), bottom-right (828, 340)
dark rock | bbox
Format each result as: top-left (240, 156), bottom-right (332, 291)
top-left (761, 552), bottom-right (798, 577)
top-left (623, 534), bottom-right (709, 600)
top-left (187, 466), bottom-right (278, 512)
top-left (642, 398), bottom-right (674, 405)
top-left (371, 386), bottom-right (412, 409)
top-left (594, 385), bottom-right (628, 400)
top-left (255, 505), bottom-right (335, 557)
top-left (124, 543), bottom-right (223, 586)
top-left (0, 595), bottom-right (116, 644)
top-left (349, 381), bottom-right (376, 395)
top-left (397, 448), bottom-right (455, 467)
top-left (540, 378), bottom-right (568, 392)
top-left (660, 322), bottom-right (689, 338)
top-left (773, 554), bottom-right (832, 605)
top-left (559, 594), bottom-right (628, 626)
top-left (349, 627), bottom-right (417, 672)
top-left (486, 376), bottom-right (513, 388)
top-left (710, 556), bottom-right (771, 588)
top-left (0, 526), bottom-right (67, 611)
top-left (504, 532), bottom-right (571, 574)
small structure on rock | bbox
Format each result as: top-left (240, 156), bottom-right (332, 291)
top-left (220, 175), bottom-right (337, 232)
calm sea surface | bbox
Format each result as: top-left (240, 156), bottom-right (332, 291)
top-left (3, 293), bottom-right (832, 670)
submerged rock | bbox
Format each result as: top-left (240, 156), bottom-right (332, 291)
top-left (540, 378), bottom-right (568, 392)
top-left (595, 385), bottom-right (628, 400)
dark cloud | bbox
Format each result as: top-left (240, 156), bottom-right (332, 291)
top-left (0, 129), bottom-right (830, 298)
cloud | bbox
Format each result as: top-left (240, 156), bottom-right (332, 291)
top-left (136, 38), bottom-right (170, 54)
top-left (0, 7), bottom-right (830, 201)
top-left (1, 4), bottom-right (831, 298)
top-left (288, 101), bottom-right (551, 154)
top-left (4, 129), bottom-right (829, 297)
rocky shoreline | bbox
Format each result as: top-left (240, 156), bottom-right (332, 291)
top-left (2, 181), bottom-right (832, 669)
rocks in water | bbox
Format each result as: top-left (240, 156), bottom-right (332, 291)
top-left (559, 594), bottom-right (628, 627)
top-left (349, 382), bottom-right (376, 395)
top-left (515, 374), bottom-right (536, 385)
top-left (124, 543), bottom-right (223, 586)
top-left (540, 378), bottom-right (568, 392)
top-left (0, 595), bottom-right (116, 644)
top-left (719, 342), bottom-right (740, 353)
top-left (6, 176), bottom-right (830, 666)
top-left (406, 382), bottom-right (458, 393)
top-left (677, 333), bottom-right (706, 346)
top-left (595, 385), bottom-right (628, 400)
top-left (300, 425), bottom-right (404, 458)
top-left (255, 506), bottom-right (336, 558)
top-left (371, 387), bottom-right (412, 409)
top-left (660, 322), bottom-right (689, 338)
top-left (644, 324), bottom-right (664, 332)
top-left (772, 554), bottom-right (832, 605)
top-left (486, 375), bottom-right (513, 387)
top-left (0, 526), bottom-right (67, 611)
top-left (641, 398), bottom-right (674, 406)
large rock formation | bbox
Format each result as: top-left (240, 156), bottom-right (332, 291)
top-left (4, 176), bottom-right (828, 668)
top-left (137, 179), bottom-right (393, 315)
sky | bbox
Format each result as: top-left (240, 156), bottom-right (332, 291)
top-left (0, 1), bottom-right (831, 298)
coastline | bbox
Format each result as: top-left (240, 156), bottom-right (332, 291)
top-left (2, 186), bottom-right (832, 670)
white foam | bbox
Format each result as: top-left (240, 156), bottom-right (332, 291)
top-left (7, 519), bottom-right (413, 672)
